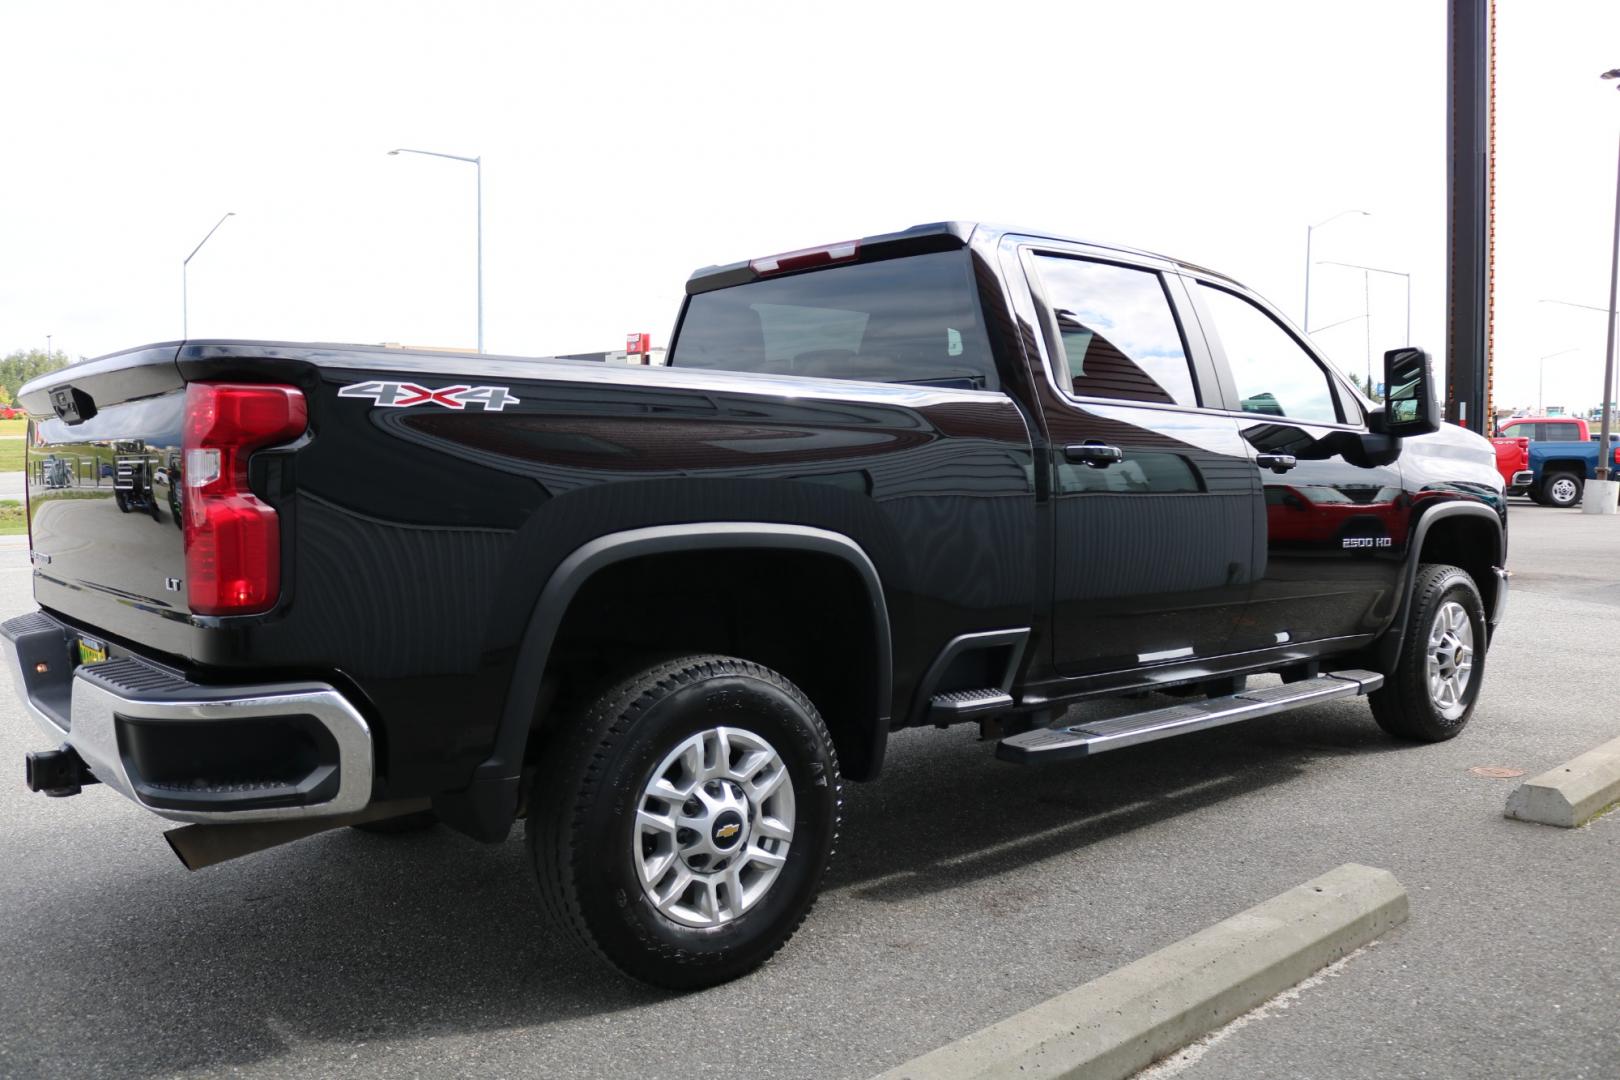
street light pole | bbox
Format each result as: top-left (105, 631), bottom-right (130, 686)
top-left (1303, 209), bottom-right (1370, 333)
top-left (1536, 348), bottom-right (1579, 415)
top-left (1363, 269), bottom-right (1372, 390)
top-left (388, 148), bottom-right (483, 353)
top-left (1597, 68), bottom-right (1620, 481)
top-left (182, 212), bottom-right (236, 340)
top-left (1316, 259), bottom-right (1413, 345)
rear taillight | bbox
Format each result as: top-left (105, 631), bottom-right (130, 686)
top-left (182, 383), bottom-right (306, 616)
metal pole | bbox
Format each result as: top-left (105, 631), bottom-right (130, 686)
top-left (388, 149), bottom-right (482, 352)
top-left (1598, 127), bottom-right (1620, 480)
top-left (1364, 270), bottom-right (1373, 391)
top-left (1446, 0), bottom-right (1492, 435)
top-left (1405, 274), bottom-right (1412, 345)
top-left (182, 212), bottom-right (235, 340)
top-left (1304, 225), bottom-right (1314, 332)
top-left (475, 156), bottom-right (484, 354)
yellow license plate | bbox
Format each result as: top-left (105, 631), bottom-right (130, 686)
top-left (78, 638), bottom-right (107, 665)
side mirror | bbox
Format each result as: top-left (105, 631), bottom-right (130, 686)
top-left (1375, 346), bottom-right (1439, 437)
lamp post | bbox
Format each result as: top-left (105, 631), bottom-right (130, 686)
top-left (1303, 209), bottom-right (1370, 332)
top-left (182, 212), bottom-right (235, 340)
top-left (1315, 259), bottom-right (1412, 346)
top-left (1541, 300), bottom-right (1613, 422)
top-left (1535, 348), bottom-right (1579, 415)
top-left (1595, 68), bottom-right (1620, 481)
top-left (388, 147), bottom-right (483, 353)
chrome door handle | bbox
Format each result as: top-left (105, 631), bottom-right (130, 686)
top-left (1065, 443), bottom-right (1124, 467)
top-left (1256, 453), bottom-right (1298, 473)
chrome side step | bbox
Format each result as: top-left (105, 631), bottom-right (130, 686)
top-left (995, 670), bottom-right (1384, 764)
top-left (930, 688), bottom-right (1015, 723)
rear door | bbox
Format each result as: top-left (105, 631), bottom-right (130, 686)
top-left (1019, 246), bottom-right (1262, 677)
top-left (1185, 278), bottom-right (1407, 651)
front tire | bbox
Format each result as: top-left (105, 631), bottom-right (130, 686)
top-left (1370, 564), bottom-right (1487, 741)
top-left (529, 655), bottom-right (841, 989)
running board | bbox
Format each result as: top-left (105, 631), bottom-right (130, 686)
top-left (995, 670), bottom-right (1384, 764)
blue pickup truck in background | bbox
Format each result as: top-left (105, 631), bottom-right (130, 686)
top-left (1517, 436), bottom-right (1620, 507)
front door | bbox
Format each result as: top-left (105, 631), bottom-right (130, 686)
top-left (1188, 280), bottom-right (1407, 652)
top-left (1025, 251), bottom-right (1263, 677)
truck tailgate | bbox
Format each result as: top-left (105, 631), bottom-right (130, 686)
top-left (21, 346), bottom-right (189, 651)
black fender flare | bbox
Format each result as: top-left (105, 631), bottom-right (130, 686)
top-left (1376, 500), bottom-right (1504, 668)
top-left (438, 522), bottom-right (893, 840)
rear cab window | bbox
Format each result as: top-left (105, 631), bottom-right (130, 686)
top-left (669, 251), bottom-right (997, 390)
top-left (1028, 254), bottom-right (1200, 408)
top-left (1501, 421), bottom-right (1580, 442)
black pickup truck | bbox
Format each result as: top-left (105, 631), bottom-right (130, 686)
top-left (5, 222), bottom-right (1507, 988)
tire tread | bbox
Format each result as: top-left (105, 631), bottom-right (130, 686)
top-left (529, 654), bottom-right (841, 986)
top-left (1370, 563), bottom-right (1485, 741)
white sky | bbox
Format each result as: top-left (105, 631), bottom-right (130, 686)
top-left (1, 0), bottom-right (1616, 414)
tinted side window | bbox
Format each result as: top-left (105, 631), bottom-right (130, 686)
top-left (1032, 255), bottom-right (1198, 407)
top-left (1198, 284), bottom-right (1341, 425)
top-left (669, 251), bottom-right (996, 390)
top-left (1498, 422), bottom-right (1525, 439)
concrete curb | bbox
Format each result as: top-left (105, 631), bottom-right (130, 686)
top-left (1505, 735), bottom-right (1620, 827)
top-left (871, 864), bottom-right (1408, 1080)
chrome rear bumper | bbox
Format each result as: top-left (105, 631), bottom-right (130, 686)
top-left (2, 610), bottom-right (372, 824)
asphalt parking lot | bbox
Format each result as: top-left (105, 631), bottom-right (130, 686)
top-left (1, 500), bottom-right (1617, 1080)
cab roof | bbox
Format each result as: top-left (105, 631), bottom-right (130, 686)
top-left (684, 221), bottom-right (1241, 295)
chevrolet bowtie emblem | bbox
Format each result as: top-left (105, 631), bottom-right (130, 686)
top-left (715, 823), bottom-right (740, 840)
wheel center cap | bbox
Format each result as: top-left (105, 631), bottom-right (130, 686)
top-left (711, 810), bottom-right (745, 850)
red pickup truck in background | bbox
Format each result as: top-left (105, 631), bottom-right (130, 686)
top-left (1492, 416), bottom-right (1590, 494)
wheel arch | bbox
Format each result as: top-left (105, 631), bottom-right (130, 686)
top-left (438, 523), bottom-right (893, 840)
top-left (1376, 501), bottom-right (1503, 669)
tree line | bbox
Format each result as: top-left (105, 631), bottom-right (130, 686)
top-left (0, 349), bottom-right (71, 406)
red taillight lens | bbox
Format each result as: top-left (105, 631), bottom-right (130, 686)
top-left (182, 383), bottom-right (307, 616)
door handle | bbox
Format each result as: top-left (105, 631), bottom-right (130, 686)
top-left (1255, 453), bottom-right (1298, 474)
top-left (1065, 443), bottom-right (1124, 467)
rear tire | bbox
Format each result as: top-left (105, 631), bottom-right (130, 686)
top-left (1543, 471), bottom-right (1583, 508)
top-left (529, 655), bottom-right (841, 989)
top-left (1370, 564), bottom-right (1486, 742)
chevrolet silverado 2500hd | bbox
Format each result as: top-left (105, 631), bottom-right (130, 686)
top-left (5, 222), bottom-right (1507, 988)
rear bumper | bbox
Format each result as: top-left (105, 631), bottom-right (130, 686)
top-left (1511, 470), bottom-right (1534, 489)
top-left (1, 610), bottom-right (373, 824)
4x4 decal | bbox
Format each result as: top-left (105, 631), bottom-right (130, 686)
top-left (339, 380), bottom-right (520, 411)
